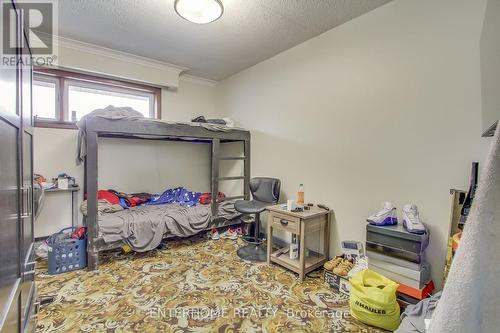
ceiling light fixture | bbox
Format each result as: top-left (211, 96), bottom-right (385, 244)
top-left (174, 0), bottom-right (224, 24)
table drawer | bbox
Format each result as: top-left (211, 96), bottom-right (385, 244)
top-left (271, 214), bottom-right (300, 234)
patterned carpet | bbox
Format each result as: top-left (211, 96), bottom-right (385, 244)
top-left (35, 236), bottom-right (386, 333)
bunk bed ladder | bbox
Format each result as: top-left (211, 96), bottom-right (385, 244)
top-left (211, 139), bottom-right (251, 218)
top-left (243, 139), bottom-right (250, 200)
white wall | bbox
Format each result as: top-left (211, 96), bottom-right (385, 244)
top-left (97, 138), bottom-right (211, 194)
top-left (54, 36), bottom-right (184, 88)
top-left (35, 0), bottom-right (492, 290)
top-left (480, 0), bottom-right (500, 133)
top-left (216, 0), bottom-right (490, 288)
top-left (34, 76), bottom-right (219, 238)
top-left (34, 128), bottom-right (83, 237)
top-left (163, 77), bottom-right (218, 121)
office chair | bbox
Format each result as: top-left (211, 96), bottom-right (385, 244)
top-left (235, 177), bottom-right (281, 261)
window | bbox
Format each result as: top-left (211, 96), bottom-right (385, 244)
top-left (33, 77), bottom-right (58, 120)
top-left (33, 68), bottom-right (161, 129)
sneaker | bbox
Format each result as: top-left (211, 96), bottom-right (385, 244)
top-left (324, 256), bottom-right (343, 271)
top-left (367, 202), bottom-right (398, 226)
top-left (234, 226), bottom-right (244, 237)
top-left (333, 259), bottom-right (354, 276)
top-left (402, 204), bottom-right (426, 234)
top-left (207, 227), bottom-right (220, 240)
top-left (221, 227), bottom-right (238, 240)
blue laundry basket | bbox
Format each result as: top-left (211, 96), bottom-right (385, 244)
top-left (47, 227), bottom-right (87, 275)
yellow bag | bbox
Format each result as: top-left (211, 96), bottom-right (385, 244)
top-left (349, 269), bottom-right (400, 331)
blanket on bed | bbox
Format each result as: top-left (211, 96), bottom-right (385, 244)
top-left (76, 106), bottom-right (144, 165)
top-left (99, 201), bottom-right (240, 252)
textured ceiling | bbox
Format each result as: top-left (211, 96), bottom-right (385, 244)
top-left (53, 0), bottom-right (391, 80)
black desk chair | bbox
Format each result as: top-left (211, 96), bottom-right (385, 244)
top-left (235, 177), bottom-right (281, 261)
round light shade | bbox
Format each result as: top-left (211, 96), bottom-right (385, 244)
top-left (174, 0), bottom-right (223, 24)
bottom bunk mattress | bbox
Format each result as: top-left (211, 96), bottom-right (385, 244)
top-left (98, 201), bottom-right (241, 252)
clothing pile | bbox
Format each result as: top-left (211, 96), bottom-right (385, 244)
top-left (395, 291), bottom-right (442, 333)
top-left (191, 115), bottom-right (235, 127)
top-left (147, 187), bottom-right (200, 207)
top-left (80, 199), bottom-right (124, 216)
top-left (81, 187), bottom-right (227, 216)
top-left (97, 189), bottom-right (150, 209)
top-left (199, 192), bottom-right (226, 205)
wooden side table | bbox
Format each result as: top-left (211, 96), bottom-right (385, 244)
top-left (266, 205), bottom-right (332, 281)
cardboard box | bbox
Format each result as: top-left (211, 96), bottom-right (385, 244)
top-left (368, 257), bottom-right (430, 285)
top-left (366, 223), bottom-right (429, 254)
top-left (366, 250), bottom-right (423, 271)
top-left (368, 263), bottom-right (429, 289)
top-left (324, 270), bottom-right (351, 296)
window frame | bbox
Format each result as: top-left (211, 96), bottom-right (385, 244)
top-left (33, 68), bottom-right (162, 129)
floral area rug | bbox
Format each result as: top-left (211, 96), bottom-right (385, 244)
top-left (36, 236), bottom-right (386, 332)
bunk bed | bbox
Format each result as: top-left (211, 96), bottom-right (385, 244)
top-left (81, 116), bottom-right (251, 270)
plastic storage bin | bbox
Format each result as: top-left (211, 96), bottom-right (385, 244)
top-left (47, 227), bottom-right (87, 275)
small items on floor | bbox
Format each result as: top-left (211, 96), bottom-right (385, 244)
top-left (35, 236), bottom-right (385, 333)
top-left (334, 259), bottom-right (355, 276)
top-left (207, 227), bottom-right (220, 240)
top-left (324, 242), bottom-right (402, 331)
top-left (324, 256), bottom-right (343, 271)
top-left (349, 269), bottom-right (401, 331)
top-left (156, 242), bottom-right (167, 250)
top-left (395, 291), bottom-right (442, 333)
top-left (222, 227), bottom-right (239, 240)
top-left (323, 241), bottom-right (368, 296)
top-left (206, 226), bottom-right (244, 240)
top-left (323, 256), bottom-right (354, 276)
top-left (122, 244), bottom-right (133, 253)
top-left (35, 240), bottom-right (49, 259)
top-left (47, 227), bottom-right (87, 275)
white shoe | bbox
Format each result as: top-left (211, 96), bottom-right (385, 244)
top-left (221, 228), bottom-right (238, 240)
top-left (207, 227), bottom-right (220, 240)
top-left (402, 204), bottom-right (426, 234)
top-left (367, 202), bottom-right (398, 226)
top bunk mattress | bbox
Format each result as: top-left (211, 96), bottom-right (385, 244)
top-left (98, 201), bottom-right (240, 252)
top-left (76, 107), bottom-right (250, 165)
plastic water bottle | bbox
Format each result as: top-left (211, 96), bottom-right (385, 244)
top-left (290, 234), bottom-right (299, 260)
top-left (297, 184), bottom-right (304, 206)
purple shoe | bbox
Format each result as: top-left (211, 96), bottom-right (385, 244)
top-left (367, 202), bottom-right (398, 226)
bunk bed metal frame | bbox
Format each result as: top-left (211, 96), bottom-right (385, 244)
top-left (83, 117), bottom-right (251, 270)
